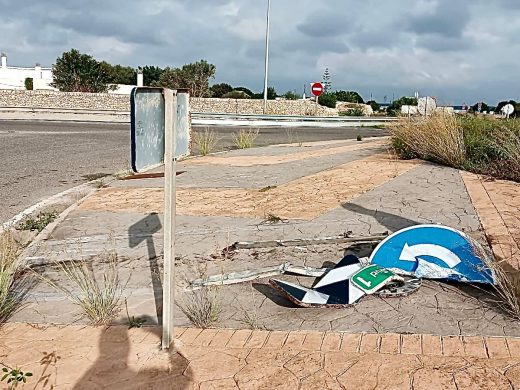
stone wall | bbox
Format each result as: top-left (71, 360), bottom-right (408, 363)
top-left (0, 89), bottom-right (338, 116)
top-left (0, 89), bottom-right (129, 111)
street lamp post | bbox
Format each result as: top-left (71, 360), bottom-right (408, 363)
top-left (263, 0), bottom-right (271, 114)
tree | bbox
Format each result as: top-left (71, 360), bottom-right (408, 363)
top-left (210, 83), bottom-right (233, 98)
top-left (366, 100), bottom-right (380, 112)
top-left (156, 60), bottom-right (216, 97)
top-left (101, 62), bottom-right (136, 85)
top-left (52, 49), bottom-right (110, 93)
top-left (24, 77), bottom-right (33, 90)
top-left (234, 87), bottom-right (255, 97)
top-left (139, 66), bottom-right (164, 86)
top-left (318, 92), bottom-right (337, 108)
top-left (283, 90), bottom-right (299, 100)
top-left (266, 87), bottom-right (277, 100)
top-left (471, 102), bottom-right (490, 113)
top-left (322, 68), bottom-right (332, 93)
top-left (387, 96), bottom-right (418, 116)
top-left (334, 90), bottom-right (364, 104)
top-left (496, 100), bottom-right (517, 114)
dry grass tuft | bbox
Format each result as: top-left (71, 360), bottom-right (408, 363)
top-left (36, 251), bottom-right (123, 326)
top-left (0, 231), bottom-right (28, 322)
top-left (390, 113), bottom-right (466, 167)
top-left (178, 265), bottom-right (222, 328)
top-left (233, 128), bottom-right (259, 149)
top-left (178, 286), bottom-right (221, 328)
top-left (470, 238), bottom-right (520, 319)
top-left (193, 128), bottom-right (218, 156)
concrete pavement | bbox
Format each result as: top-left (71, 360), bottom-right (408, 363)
top-left (3, 136), bottom-right (520, 388)
top-left (0, 120), bottom-right (387, 224)
top-left (2, 324), bottom-right (520, 389)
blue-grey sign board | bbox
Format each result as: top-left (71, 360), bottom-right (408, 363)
top-left (369, 225), bottom-right (494, 284)
top-left (131, 87), bottom-right (165, 173)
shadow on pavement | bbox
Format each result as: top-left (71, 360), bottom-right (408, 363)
top-left (342, 202), bottom-right (420, 232)
top-left (129, 213), bottom-right (163, 321)
top-left (74, 322), bottom-right (193, 389)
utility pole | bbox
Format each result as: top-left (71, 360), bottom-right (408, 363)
top-left (263, 0), bottom-right (271, 114)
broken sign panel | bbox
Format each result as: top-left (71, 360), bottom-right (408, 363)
top-left (370, 225), bottom-right (495, 284)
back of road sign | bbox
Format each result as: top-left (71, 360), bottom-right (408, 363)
top-left (131, 87), bottom-right (191, 173)
top-left (175, 90), bottom-right (191, 159)
top-left (131, 88), bottom-right (165, 172)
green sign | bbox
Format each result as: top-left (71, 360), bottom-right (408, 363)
top-left (351, 265), bottom-right (396, 294)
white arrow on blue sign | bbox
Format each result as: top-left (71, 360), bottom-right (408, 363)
top-left (369, 225), bottom-right (495, 284)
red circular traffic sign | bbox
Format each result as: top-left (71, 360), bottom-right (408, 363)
top-left (311, 82), bottom-right (324, 97)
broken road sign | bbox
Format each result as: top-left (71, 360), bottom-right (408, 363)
top-left (269, 255), bottom-right (365, 307)
top-left (369, 225), bottom-right (495, 284)
top-left (351, 265), bottom-right (401, 294)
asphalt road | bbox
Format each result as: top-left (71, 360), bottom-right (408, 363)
top-left (0, 120), bottom-right (388, 224)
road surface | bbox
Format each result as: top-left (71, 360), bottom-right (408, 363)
top-left (0, 120), bottom-right (388, 224)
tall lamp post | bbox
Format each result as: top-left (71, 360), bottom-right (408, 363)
top-left (263, 0), bottom-right (271, 114)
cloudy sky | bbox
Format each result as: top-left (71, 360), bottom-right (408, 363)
top-left (1, 0), bottom-right (519, 104)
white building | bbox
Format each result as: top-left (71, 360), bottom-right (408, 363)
top-left (0, 52), bottom-right (143, 94)
top-left (0, 53), bottom-right (55, 90)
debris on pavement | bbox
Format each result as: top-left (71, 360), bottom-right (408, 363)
top-left (230, 233), bottom-right (388, 250)
top-left (351, 264), bottom-right (403, 294)
top-left (369, 224), bottom-right (495, 284)
top-left (189, 263), bottom-right (332, 289)
top-left (269, 255), bottom-right (366, 307)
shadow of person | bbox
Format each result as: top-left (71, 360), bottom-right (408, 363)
top-left (73, 320), bottom-right (194, 389)
top-left (342, 203), bottom-right (420, 232)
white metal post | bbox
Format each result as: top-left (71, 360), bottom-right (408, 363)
top-left (162, 89), bottom-right (177, 350)
top-left (263, 0), bottom-right (271, 114)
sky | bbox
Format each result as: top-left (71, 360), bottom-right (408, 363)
top-left (1, 0), bottom-right (520, 105)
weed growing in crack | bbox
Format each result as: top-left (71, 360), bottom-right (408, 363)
top-left (35, 251), bottom-right (124, 326)
top-left (261, 213), bottom-right (287, 225)
top-left (125, 298), bottom-right (147, 329)
top-left (18, 211), bottom-right (59, 233)
top-left (178, 286), bottom-right (221, 328)
top-left (178, 265), bottom-right (222, 328)
top-left (233, 128), bottom-right (259, 149)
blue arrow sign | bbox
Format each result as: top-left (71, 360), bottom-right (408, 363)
top-left (370, 225), bottom-right (495, 284)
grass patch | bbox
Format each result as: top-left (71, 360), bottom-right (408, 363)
top-left (178, 286), bottom-right (221, 328)
top-left (35, 251), bottom-right (123, 326)
top-left (233, 129), bottom-right (259, 149)
top-left (193, 128), bottom-right (218, 156)
top-left (82, 173), bottom-right (110, 182)
top-left (0, 231), bottom-right (27, 323)
top-left (390, 115), bottom-right (520, 182)
top-left (18, 211), bottom-right (59, 233)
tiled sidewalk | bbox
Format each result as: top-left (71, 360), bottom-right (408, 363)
top-left (1, 324), bottom-right (520, 389)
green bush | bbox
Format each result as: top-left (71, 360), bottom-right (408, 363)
top-left (24, 78), bottom-right (33, 90)
top-left (222, 90), bottom-right (250, 99)
top-left (318, 93), bottom-right (337, 108)
top-left (340, 108), bottom-right (365, 116)
top-left (283, 91), bottom-right (299, 100)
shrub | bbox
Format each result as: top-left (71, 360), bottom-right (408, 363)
top-left (233, 129), bottom-right (259, 149)
top-left (391, 115), bottom-right (520, 182)
top-left (340, 108), bottom-right (365, 116)
top-left (24, 78), bottom-right (33, 91)
top-left (222, 90), bottom-right (250, 99)
top-left (193, 128), bottom-right (218, 156)
top-left (318, 92), bottom-right (337, 108)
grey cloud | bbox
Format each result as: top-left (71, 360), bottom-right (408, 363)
top-left (297, 12), bottom-right (352, 38)
top-left (407, 0), bottom-right (470, 38)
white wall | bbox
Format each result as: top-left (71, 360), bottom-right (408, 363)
top-left (0, 63), bottom-right (55, 90)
